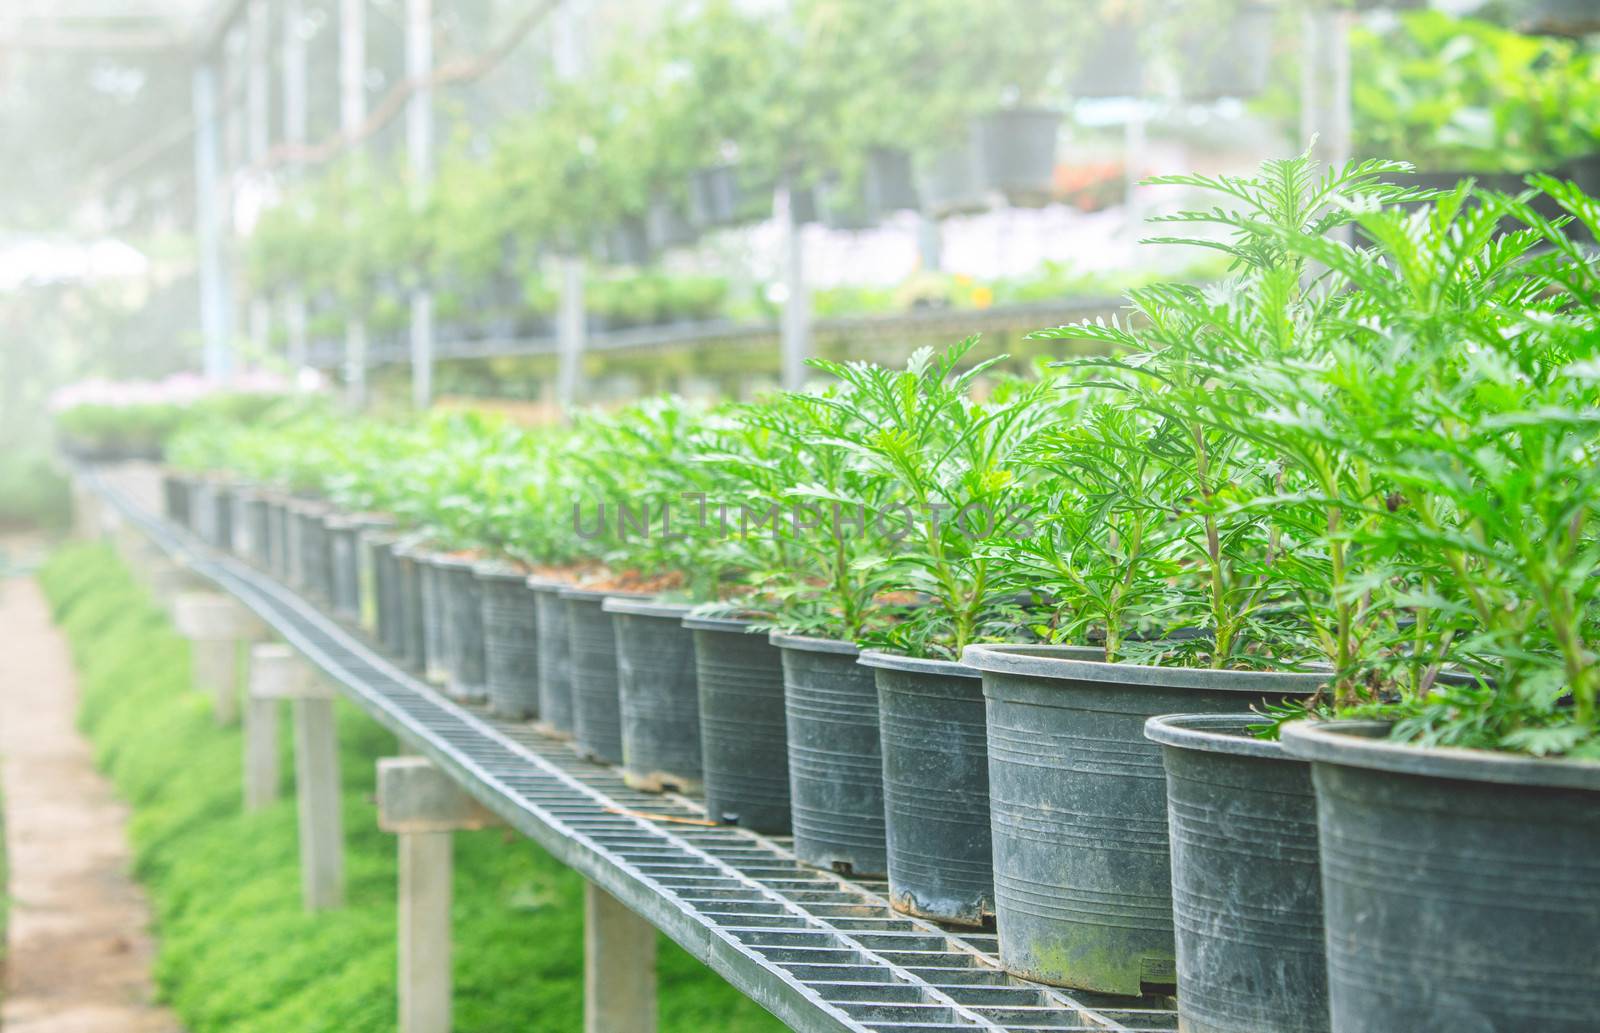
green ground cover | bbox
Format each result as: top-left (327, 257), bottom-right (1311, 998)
top-left (39, 541), bottom-right (787, 1033)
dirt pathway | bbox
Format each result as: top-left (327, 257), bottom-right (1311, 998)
top-left (0, 574), bottom-right (183, 1033)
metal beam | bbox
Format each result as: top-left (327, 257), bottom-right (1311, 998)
top-left (340, 0), bottom-right (367, 407)
top-left (406, 0), bottom-right (434, 410)
top-left (193, 60), bottom-right (232, 380)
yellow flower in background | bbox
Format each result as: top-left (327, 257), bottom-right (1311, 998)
top-left (953, 274), bottom-right (974, 286)
top-left (971, 285), bottom-right (994, 309)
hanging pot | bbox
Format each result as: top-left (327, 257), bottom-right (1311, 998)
top-left (562, 587), bottom-right (635, 764)
top-left (646, 192), bottom-right (698, 251)
top-left (863, 146), bottom-right (920, 214)
top-left (436, 555), bottom-right (487, 702)
top-left (771, 632), bottom-right (887, 877)
top-left (689, 165), bottom-right (742, 228)
top-left (962, 643), bottom-right (1324, 995)
top-left (685, 614), bottom-right (790, 834)
top-left (860, 651), bottom-right (993, 927)
top-left (1182, 4), bottom-right (1276, 101)
top-left (528, 578), bottom-right (576, 738)
top-left (1281, 720), bottom-right (1600, 1033)
top-left (1072, 21), bottom-right (1145, 98)
top-left (1515, 0), bottom-right (1600, 35)
top-left (602, 216), bottom-right (653, 267)
top-left (605, 598), bottom-right (704, 793)
top-left (477, 562), bottom-right (540, 720)
top-left (916, 142), bottom-right (986, 218)
top-left (1146, 713), bottom-right (1328, 1033)
top-left (969, 109), bottom-right (1061, 208)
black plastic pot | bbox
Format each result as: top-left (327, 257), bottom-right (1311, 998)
top-left (302, 505), bottom-right (335, 606)
top-left (161, 471), bottom-right (191, 527)
top-left (437, 555), bottom-right (487, 702)
top-left (603, 598), bottom-right (703, 793)
top-left (1072, 20), bottom-right (1144, 98)
top-left (917, 143), bottom-right (986, 218)
top-left (356, 521), bottom-right (396, 637)
top-left (863, 146), bottom-right (920, 214)
top-left (1516, 0), bottom-right (1600, 35)
top-left (646, 193), bottom-right (698, 251)
top-left (860, 651), bottom-right (993, 927)
top-left (772, 633), bottom-right (887, 877)
top-left (369, 534), bottom-right (402, 656)
top-left (603, 216), bottom-right (652, 266)
top-left (419, 553), bottom-right (450, 685)
top-left (529, 579), bottom-right (575, 738)
top-left (1182, 3), bottom-right (1274, 101)
top-left (211, 482), bottom-right (235, 553)
top-left (235, 488), bottom-right (269, 567)
top-left (969, 109), bottom-right (1061, 208)
top-left (264, 493), bottom-right (289, 582)
top-left (689, 165), bottom-right (742, 228)
top-left (477, 562), bottom-right (540, 720)
top-left (962, 643), bottom-right (1324, 995)
top-left (189, 479), bottom-right (217, 544)
top-left (1145, 714), bottom-right (1327, 1033)
top-left (685, 615), bottom-right (790, 834)
top-left (326, 515), bottom-right (363, 624)
top-left (563, 587), bottom-right (632, 764)
top-left (1281, 720), bottom-right (1600, 1033)
top-left (392, 540), bottom-right (427, 674)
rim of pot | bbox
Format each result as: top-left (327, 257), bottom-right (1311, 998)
top-left (601, 596), bottom-right (695, 619)
top-left (560, 585), bottom-right (649, 603)
top-left (1144, 712), bottom-right (1288, 760)
top-left (959, 642), bottom-right (1327, 694)
top-left (430, 552), bottom-right (480, 571)
top-left (1280, 719), bottom-right (1600, 792)
top-left (472, 558), bottom-right (531, 582)
top-left (858, 649), bottom-right (979, 678)
top-left (768, 631), bottom-right (859, 656)
top-left (682, 613), bottom-right (764, 633)
top-left (524, 575), bottom-right (576, 593)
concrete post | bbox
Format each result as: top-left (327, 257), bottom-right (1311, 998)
top-left (254, 648), bottom-right (345, 910)
top-left (175, 592), bottom-right (265, 726)
top-left (584, 883), bottom-right (657, 1033)
top-left (378, 757), bottom-right (500, 1033)
top-left (244, 643), bottom-right (297, 810)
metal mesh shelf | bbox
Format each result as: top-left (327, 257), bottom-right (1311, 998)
top-left (89, 467), bottom-right (1178, 1033)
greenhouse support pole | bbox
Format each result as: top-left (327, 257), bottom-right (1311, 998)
top-left (1302, 8), bottom-right (1353, 242)
top-left (246, 0), bottom-right (271, 360)
top-left (283, 0), bottom-right (309, 371)
top-left (405, 0), bottom-right (434, 410)
top-left (245, 643), bottom-right (293, 811)
top-left (341, 0), bottom-right (368, 408)
top-left (556, 257), bottom-right (586, 417)
top-left (193, 60), bottom-right (232, 380)
top-left (779, 179), bottom-right (811, 392)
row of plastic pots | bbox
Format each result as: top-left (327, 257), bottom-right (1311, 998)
top-left (165, 473), bottom-right (1598, 1033)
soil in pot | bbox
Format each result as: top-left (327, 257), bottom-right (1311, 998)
top-left (1145, 713), bottom-right (1327, 1033)
top-left (1281, 720), bottom-right (1600, 1033)
top-left (969, 109), bottom-right (1061, 208)
top-left (606, 598), bottom-right (703, 793)
top-left (861, 651), bottom-right (993, 927)
top-left (773, 633), bottom-right (887, 877)
top-left (686, 615), bottom-right (790, 834)
top-left (962, 643), bottom-right (1324, 996)
top-left (437, 554), bottom-right (487, 702)
top-left (477, 562), bottom-right (540, 720)
top-left (529, 579), bottom-right (575, 739)
top-left (563, 587), bottom-right (632, 764)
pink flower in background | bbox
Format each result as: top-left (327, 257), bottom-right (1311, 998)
top-left (50, 370), bottom-right (297, 412)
